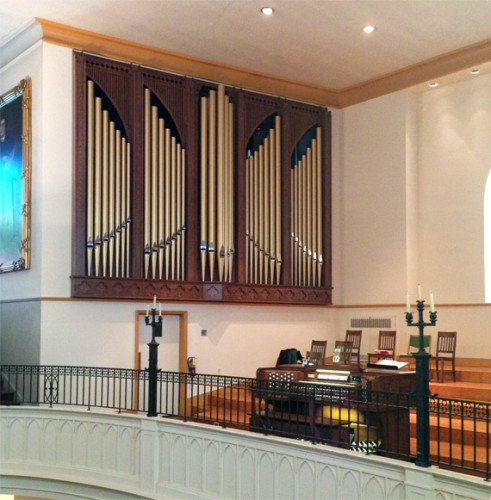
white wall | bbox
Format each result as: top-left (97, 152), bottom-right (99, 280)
top-left (339, 91), bottom-right (409, 305)
top-left (418, 72), bottom-right (491, 303)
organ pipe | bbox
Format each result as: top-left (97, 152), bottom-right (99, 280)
top-left (245, 115), bottom-right (282, 285)
top-left (85, 80), bottom-right (131, 278)
top-left (142, 88), bottom-right (187, 280)
top-left (291, 127), bottom-right (323, 286)
top-left (200, 85), bottom-right (235, 282)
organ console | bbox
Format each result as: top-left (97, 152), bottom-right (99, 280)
top-left (251, 364), bottom-right (416, 457)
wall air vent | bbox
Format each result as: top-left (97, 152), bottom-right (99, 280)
top-left (350, 318), bottom-right (393, 329)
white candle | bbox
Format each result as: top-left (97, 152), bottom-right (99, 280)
top-left (417, 284), bottom-right (422, 301)
top-left (146, 305), bottom-right (149, 316)
top-left (153, 295), bottom-right (156, 309)
top-left (159, 303), bottom-right (162, 316)
top-left (429, 292), bottom-right (435, 312)
top-left (406, 293), bottom-right (411, 313)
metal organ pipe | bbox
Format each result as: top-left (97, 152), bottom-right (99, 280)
top-left (200, 85), bottom-right (235, 282)
top-left (85, 79), bottom-right (132, 278)
top-left (245, 116), bottom-right (282, 285)
top-left (291, 127), bottom-right (323, 286)
top-left (142, 88), bottom-right (187, 281)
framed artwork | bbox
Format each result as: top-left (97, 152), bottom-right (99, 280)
top-left (0, 78), bottom-right (31, 273)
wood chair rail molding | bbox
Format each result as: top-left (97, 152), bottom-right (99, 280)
top-left (36, 18), bottom-right (491, 109)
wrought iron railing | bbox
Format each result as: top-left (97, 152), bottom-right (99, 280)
top-left (1, 365), bottom-right (489, 480)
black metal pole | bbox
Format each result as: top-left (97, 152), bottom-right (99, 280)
top-left (145, 307), bottom-right (162, 417)
top-left (405, 300), bottom-right (437, 467)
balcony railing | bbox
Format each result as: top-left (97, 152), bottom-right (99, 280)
top-left (1, 365), bottom-right (489, 480)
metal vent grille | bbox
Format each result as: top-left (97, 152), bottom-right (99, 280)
top-left (350, 318), bottom-right (392, 329)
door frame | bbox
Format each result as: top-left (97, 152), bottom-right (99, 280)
top-left (134, 310), bottom-right (188, 372)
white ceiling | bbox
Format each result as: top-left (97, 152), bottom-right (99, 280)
top-left (1, 0), bottom-right (491, 91)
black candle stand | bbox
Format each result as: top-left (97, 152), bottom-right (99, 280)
top-left (145, 307), bottom-right (162, 417)
top-left (405, 300), bottom-right (437, 467)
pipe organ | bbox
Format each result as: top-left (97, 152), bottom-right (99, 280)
top-left (200, 85), bottom-right (235, 283)
top-left (73, 53), bottom-right (332, 305)
top-left (86, 79), bottom-right (131, 278)
top-left (245, 115), bottom-right (282, 285)
top-left (291, 126), bottom-right (323, 287)
top-left (144, 88), bottom-right (186, 280)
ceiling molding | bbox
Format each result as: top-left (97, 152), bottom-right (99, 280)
top-left (36, 18), bottom-right (491, 109)
top-left (36, 18), bottom-right (340, 108)
top-left (338, 37), bottom-right (491, 107)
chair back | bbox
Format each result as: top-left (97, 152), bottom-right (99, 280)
top-left (436, 331), bottom-right (457, 358)
top-left (306, 351), bottom-right (323, 365)
top-left (310, 340), bottom-right (327, 361)
top-left (345, 330), bottom-right (362, 364)
top-left (378, 330), bottom-right (396, 356)
top-left (345, 330), bottom-right (362, 349)
top-left (407, 334), bottom-right (431, 353)
top-left (334, 340), bottom-right (353, 365)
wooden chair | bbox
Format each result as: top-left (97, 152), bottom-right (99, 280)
top-left (310, 340), bottom-right (327, 364)
top-left (345, 330), bottom-right (362, 365)
top-left (333, 340), bottom-right (353, 365)
top-left (367, 331), bottom-right (396, 364)
top-left (433, 331), bottom-right (457, 382)
top-left (305, 351), bottom-right (323, 365)
top-left (400, 334), bottom-right (431, 357)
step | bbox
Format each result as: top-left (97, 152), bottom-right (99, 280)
top-left (455, 367), bottom-right (491, 384)
top-left (410, 413), bottom-right (489, 448)
top-left (429, 381), bottom-right (491, 403)
top-left (410, 438), bottom-right (489, 478)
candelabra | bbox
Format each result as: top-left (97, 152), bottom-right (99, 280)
top-left (145, 298), bottom-right (162, 417)
top-left (405, 298), bottom-right (437, 467)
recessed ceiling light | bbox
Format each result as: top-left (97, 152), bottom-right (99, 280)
top-left (362, 25), bottom-right (375, 34)
top-left (261, 7), bottom-right (274, 15)
top-left (429, 82), bottom-right (439, 88)
top-left (470, 68), bottom-right (481, 74)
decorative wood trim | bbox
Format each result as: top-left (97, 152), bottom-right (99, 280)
top-left (71, 276), bottom-right (332, 305)
top-left (36, 18), bottom-right (491, 109)
top-left (338, 38), bottom-right (491, 108)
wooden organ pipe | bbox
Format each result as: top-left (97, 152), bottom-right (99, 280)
top-left (142, 88), bottom-right (187, 280)
top-left (245, 116), bottom-right (282, 285)
top-left (200, 85), bottom-right (235, 282)
top-left (291, 127), bottom-right (323, 286)
top-left (85, 80), bottom-right (131, 278)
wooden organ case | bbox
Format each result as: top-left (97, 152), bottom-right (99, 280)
top-left (72, 52), bottom-right (332, 305)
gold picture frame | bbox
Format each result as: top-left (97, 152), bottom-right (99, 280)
top-left (0, 78), bottom-right (32, 273)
